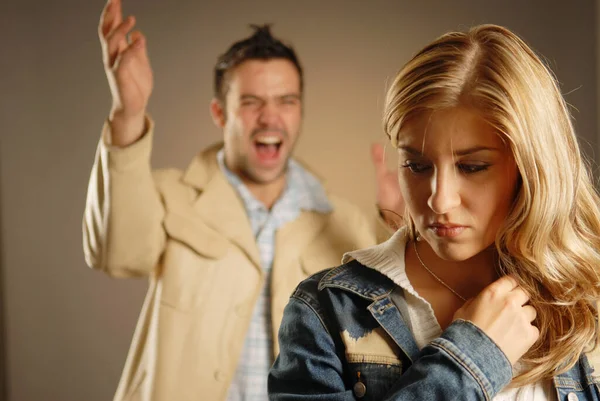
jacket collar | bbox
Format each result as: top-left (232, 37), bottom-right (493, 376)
top-left (181, 142), bottom-right (223, 190)
top-left (554, 353), bottom-right (600, 391)
top-left (319, 259), bottom-right (396, 301)
top-left (179, 142), bottom-right (334, 271)
top-left (180, 142), bottom-right (261, 268)
top-left (319, 229), bottom-right (408, 300)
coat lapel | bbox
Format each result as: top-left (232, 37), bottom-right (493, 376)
top-left (181, 144), bottom-right (261, 271)
top-left (193, 173), bottom-right (261, 270)
top-left (270, 210), bottom-right (331, 355)
top-left (271, 210), bottom-right (329, 295)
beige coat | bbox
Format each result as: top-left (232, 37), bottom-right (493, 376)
top-left (82, 120), bottom-right (389, 401)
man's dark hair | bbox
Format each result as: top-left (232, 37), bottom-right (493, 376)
top-left (214, 24), bottom-right (303, 105)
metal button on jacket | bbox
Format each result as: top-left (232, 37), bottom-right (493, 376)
top-left (353, 381), bottom-right (366, 398)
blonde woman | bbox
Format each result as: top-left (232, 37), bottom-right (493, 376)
top-left (268, 24), bottom-right (600, 401)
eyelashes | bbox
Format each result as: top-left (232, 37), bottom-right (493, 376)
top-left (401, 162), bottom-right (491, 174)
top-left (401, 162), bottom-right (430, 174)
top-left (457, 164), bottom-right (490, 174)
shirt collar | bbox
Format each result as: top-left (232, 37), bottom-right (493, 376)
top-left (216, 149), bottom-right (332, 214)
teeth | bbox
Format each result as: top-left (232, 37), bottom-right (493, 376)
top-left (255, 136), bottom-right (282, 145)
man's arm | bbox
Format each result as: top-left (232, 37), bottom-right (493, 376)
top-left (83, 119), bottom-right (166, 278)
top-left (82, 0), bottom-right (164, 278)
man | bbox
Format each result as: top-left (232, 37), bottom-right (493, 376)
top-left (83, 1), bottom-right (403, 400)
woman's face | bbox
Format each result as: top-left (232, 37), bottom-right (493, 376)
top-left (397, 107), bottom-right (519, 261)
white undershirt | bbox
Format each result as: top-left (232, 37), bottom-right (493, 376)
top-left (342, 229), bottom-right (556, 401)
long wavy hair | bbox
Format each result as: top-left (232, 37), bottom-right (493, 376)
top-left (383, 24), bottom-right (600, 385)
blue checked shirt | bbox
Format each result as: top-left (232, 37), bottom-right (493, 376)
top-left (217, 150), bottom-right (332, 401)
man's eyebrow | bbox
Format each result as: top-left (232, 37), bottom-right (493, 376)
top-left (240, 94), bottom-right (263, 100)
top-left (278, 94), bottom-right (301, 100)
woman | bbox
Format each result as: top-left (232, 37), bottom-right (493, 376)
top-left (268, 24), bottom-right (600, 401)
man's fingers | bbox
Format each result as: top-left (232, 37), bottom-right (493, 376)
top-left (112, 0), bottom-right (124, 28)
top-left (371, 143), bottom-right (387, 174)
top-left (131, 31), bottom-right (150, 65)
top-left (123, 31), bottom-right (146, 58)
top-left (106, 16), bottom-right (136, 66)
top-left (99, 0), bottom-right (123, 38)
top-left (129, 30), bottom-right (143, 46)
top-left (117, 31), bottom-right (148, 70)
top-left (99, 1), bottom-right (115, 38)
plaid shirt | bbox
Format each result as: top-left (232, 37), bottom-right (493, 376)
top-left (217, 150), bottom-right (332, 401)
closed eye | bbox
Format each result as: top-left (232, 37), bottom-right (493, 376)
top-left (280, 96), bottom-right (300, 105)
top-left (401, 162), bottom-right (431, 174)
top-left (457, 164), bottom-right (490, 174)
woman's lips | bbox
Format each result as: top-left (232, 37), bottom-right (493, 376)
top-left (429, 224), bottom-right (466, 237)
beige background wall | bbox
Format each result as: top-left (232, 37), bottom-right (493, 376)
top-left (0, 1), bottom-right (597, 400)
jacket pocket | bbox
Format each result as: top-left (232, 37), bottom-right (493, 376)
top-left (346, 362), bottom-right (403, 401)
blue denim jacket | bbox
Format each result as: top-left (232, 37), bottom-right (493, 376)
top-left (269, 260), bottom-right (600, 401)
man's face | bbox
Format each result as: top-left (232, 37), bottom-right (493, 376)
top-left (213, 59), bottom-right (302, 184)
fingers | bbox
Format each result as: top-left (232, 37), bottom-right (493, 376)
top-left (455, 275), bottom-right (540, 365)
top-left (106, 15), bottom-right (135, 48)
top-left (119, 30), bottom-right (147, 64)
top-left (112, 0), bottom-right (123, 23)
top-left (522, 304), bottom-right (537, 323)
top-left (104, 16), bottom-right (136, 67)
top-left (508, 286), bottom-right (531, 306)
top-left (529, 324), bottom-right (540, 341)
top-left (129, 30), bottom-right (145, 49)
top-left (522, 305), bottom-right (540, 345)
top-left (99, 0), bottom-right (123, 38)
top-left (484, 275), bottom-right (519, 298)
top-left (486, 276), bottom-right (537, 328)
top-left (371, 143), bottom-right (387, 175)
top-left (99, 0), bottom-right (135, 68)
top-left (115, 30), bottom-right (149, 74)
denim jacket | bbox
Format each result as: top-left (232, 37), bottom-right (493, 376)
top-left (268, 259), bottom-right (600, 401)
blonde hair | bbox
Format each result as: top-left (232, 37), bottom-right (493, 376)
top-left (384, 24), bottom-right (600, 385)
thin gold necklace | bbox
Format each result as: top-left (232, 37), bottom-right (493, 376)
top-left (413, 241), bottom-right (467, 302)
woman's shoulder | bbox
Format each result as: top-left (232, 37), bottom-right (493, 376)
top-left (293, 260), bottom-right (397, 306)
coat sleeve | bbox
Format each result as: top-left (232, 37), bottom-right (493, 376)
top-left (82, 117), bottom-right (167, 278)
top-left (328, 196), bottom-right (396, 248)
top-left (269, 296), bottom-right (513, 401)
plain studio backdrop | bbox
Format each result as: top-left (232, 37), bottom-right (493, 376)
top-left (0, 0), bottom-right (598, 400)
